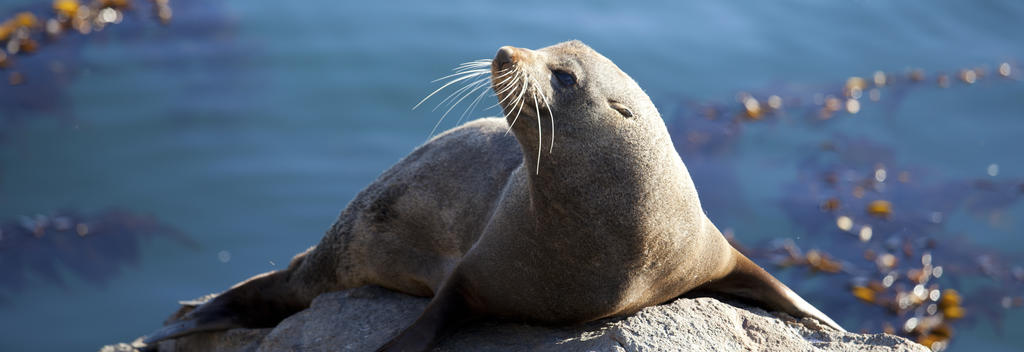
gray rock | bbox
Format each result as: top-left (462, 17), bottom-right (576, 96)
top-left (103, 286), bottom-right (927, 352)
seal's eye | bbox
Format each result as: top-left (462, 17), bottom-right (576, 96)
top-left (552, 69), bottom-right (576, 86)
top-left (609, 101), bottom-right (634, 118)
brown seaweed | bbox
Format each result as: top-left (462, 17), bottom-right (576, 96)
top-left (0, 0), bottom-right (177, 131)
top-left (0, 209), bottom-right (195, 304)
top-left (664, 67), bottom-right (1023, 350)
top-left (2, 3), bottom-right (1021, 348)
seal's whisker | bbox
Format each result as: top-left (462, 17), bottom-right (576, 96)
top-left (489, 70), bottom-right (518, 100)
top-left (433, 76), bottom-right (491, 112)
top-left (418, 59), bottom-right (506, 139)
top-left (434, 72), bottom-right (493, 109)
top-left (461, 75), bottom-right (495, 99)
top-left (494, 68), bottom-right (519, 92)
top-left (505, 77), bottom-right (529, 136)
top-left (456, 79), bottom-right (493, 126)
top-left (453, 63), bottom-right (490, 72)
top-left (452, 59), bottom-right (492, 70)
top-left (532, 91), bottom-right (542, 174)
top-left (499, 77), bottom-right (525, 132)
top-left (494, 70), bottom-right (523, 107)
top-left (495, 79), bottom-right (520, 104)
top-left (505, 85), bottom-right (528, 135)
top-left (494, 76), bottom-right (520, 100)
top-left (452, 66), bottom-right (490, 76)
top-left (414, 71), bottom-right (489, 110)
top-left (440, 78), bottom-right (490, 120)
top-left (429, 77), bottom-right (492, 138)
top-left (545, 97), bottom-right (555, 153)
top-left (431, 67), bottom-right (489, 83)
top-left (484, 96), bottom-right (505, 109)
top-left (450, 62), bottom-right (491, 74)
top-left (490, 71), bottom-right (523, 110)
top-left (529, 76), bottom-right (555, 154)
top-left (492, 69), bottom-right (516, 89)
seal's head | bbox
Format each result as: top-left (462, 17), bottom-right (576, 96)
top-left (489, 41), bottom-right (699, 239)
top-left (490, 41), bottom-right (672, 175)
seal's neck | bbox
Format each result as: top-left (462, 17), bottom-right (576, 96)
top-left (517, 128), bottom-right (703, 240)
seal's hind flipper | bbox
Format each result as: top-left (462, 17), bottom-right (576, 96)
top-left (142, 289), bottom-right (250, 345)
top-left (143, 315), bottom-right (238, 344)
top-left (699, 248), bottom-right (846, 332)
top-left (144, 268), bottom-right (315, 345)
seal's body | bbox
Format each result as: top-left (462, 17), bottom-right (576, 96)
top-left (145, 41), bottom-right (842, 351)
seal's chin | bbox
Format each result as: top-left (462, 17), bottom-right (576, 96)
top-left (490, 68), bottom-right (518, 105)
top-left (494, 88), bottom-right (541, 123)
top-left (491, 74), bottom-right (536, 121)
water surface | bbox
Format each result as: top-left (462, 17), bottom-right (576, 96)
top-left (1, 1), bottom-right (1022, 350)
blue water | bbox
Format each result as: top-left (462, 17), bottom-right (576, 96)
top-left (1, 1), bottom-right (1022, 350)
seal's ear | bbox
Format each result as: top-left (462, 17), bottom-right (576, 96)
top-left (608, 100), bottom-right (634, 118)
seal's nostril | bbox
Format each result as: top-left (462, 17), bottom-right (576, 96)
top-left (494, 46), bottom-right (516, 69)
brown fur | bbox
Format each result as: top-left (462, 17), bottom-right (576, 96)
top-left (144, 41), bottom-right (842, 351)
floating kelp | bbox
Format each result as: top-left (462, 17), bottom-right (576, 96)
top-left (811, 139), bottom-right (1018, 348)
top-left (666, 64), bottom-right (1022, 351)
top-left (720, 130), bottom-right (1024, 349)
top-left (0, 0), bottom-right (172, 74)
top-left (0, 0), bottom-right (238, 146)
top-left (670, 62), bottom-right (1018, 134)
top-left (0, 0), bottom-right (176, 133)
top-left (0, 209), bottom-right (195, 304)
top-left (748, 134), bottom-right (1023, 351)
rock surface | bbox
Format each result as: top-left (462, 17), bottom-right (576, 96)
top-left (103, 286), bottom-right (928, 352)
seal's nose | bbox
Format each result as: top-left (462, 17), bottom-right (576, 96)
top-left (494, 46), bottom-right (517, 70)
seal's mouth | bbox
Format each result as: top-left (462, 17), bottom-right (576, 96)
top-left (490, 46), bottom-right (547, 121)
top-left (489, 45), bottom-right (555, 174)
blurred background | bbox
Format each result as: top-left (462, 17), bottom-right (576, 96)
top-left (1, 1), bottom-right (1022, 351)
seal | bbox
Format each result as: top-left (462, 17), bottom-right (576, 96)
top-left (143, 40), bottom-right (843, 351)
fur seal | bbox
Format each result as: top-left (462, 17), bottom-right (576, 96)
top-left (143, 40), bottom-right (843, 351)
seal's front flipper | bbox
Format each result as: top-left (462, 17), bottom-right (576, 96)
top-left (378, 280), bottom-right (479, 352)
top-left (698, 248), bottom-right (846, 332)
